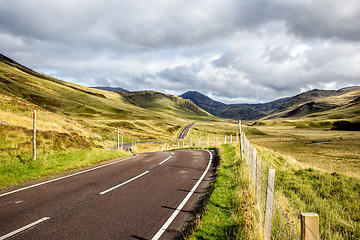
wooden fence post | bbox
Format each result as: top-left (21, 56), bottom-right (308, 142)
top-left (252, 148), bottom-right (257, 187)
top-left (249, 144), bottom-right (253, 176)
top-left (301, 213), bottom-right (319, 240)
top-left (264, 169), bottom-right (275, 240)
top-left (239, 120), bottom-right (243, 159)
top-left (256, 155), bottom-right (262, 212)
top-left (245, 136), bottom-right (249, 166)
top-left (33, 110), bottom-right (36, 160)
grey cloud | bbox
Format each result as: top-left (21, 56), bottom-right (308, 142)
top-left (265, 46), bottom-right (290, 62)
top-left (1, 0), bottom-right (360, 104)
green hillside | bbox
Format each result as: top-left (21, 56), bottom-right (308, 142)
top-left (0, 53), bottom-right (229, 188)
top-left (261, 87), bottom-right (360, 130)
top-left (0, 53), bottom-right (216, 143)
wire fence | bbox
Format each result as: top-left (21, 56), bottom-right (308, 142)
top-left (241, 129), bottom-right (319, 240)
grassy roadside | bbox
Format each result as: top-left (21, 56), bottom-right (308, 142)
top-left (0, 148), bottom-right (131, 189)
top-left (186, 141), bottom-right (360, 239)
top-left (188, 144), bottom-right (256, 240)
top-left (257, 146), bottom-right (360, 239)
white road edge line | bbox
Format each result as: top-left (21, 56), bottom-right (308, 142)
top-left (151, 150), bottom-right (212, 240)
top-left (0, 155), bottom-right (139, 198)
top-left (0, 217), bottom-right (50, 240)
top-left (99, 171), bottom-right (150, 195)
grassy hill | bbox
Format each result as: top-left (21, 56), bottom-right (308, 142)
top-left (0, 53), bottom-right (215, 143)
top-left (266, 87), bottom-right (360, 120)
top-left (0, 53), bottom-right (231, 188)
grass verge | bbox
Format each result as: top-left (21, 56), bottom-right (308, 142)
top-left (0, 148), bottom-right (131, 189)
top-left (257, 147), bottom-right (360, 239)
top-left (187, 144), bottom-right (256, 240)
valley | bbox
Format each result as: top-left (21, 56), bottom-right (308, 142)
top-left (1, 53), bottom-right (360, 239)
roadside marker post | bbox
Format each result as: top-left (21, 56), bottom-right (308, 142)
top-left (33, 110), bottom-right (36, 161)
top-left (199, 130), bottom-right (201, 147)
top-left (117, 128), bottom-right (119, 151)
top-left (224, 135), bottom-right (227, 144)
top-left (121, 135), bottom-right (124, 150)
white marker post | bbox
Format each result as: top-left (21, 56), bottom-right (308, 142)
top-left (33, 110), bottom-right (36, 161)
top-left (117, 128), bottom-right (119, 151)
top-left (199, 130), bottom-right (201, 147)
top-left (121, 134), bottom-right (124, 150)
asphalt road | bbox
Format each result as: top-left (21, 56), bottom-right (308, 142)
top-left (0, 150), bottom-right (214, 240)
top-left (111, 123), bottom-right (195, 151)
top-left (176, 123), bottom-right (195, 140)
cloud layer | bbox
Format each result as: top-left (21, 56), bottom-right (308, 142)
top-left (1, 0), bottom-right (359, 103)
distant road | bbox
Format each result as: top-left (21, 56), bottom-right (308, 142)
top-left (111, 123), bottom-right (195, 151)
top-left (176, 123), bottom-right (195, 140)
top-left (0, 150), bottom-right (214, 240)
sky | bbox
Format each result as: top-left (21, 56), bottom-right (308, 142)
top-left (1, 0), bottom-right (360, 104)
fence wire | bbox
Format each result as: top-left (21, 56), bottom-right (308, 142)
top-left (241, 133), bottom-right (319, 240)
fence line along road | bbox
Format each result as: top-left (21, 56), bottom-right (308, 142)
top-left (239, 120), bottom-right (319, 240)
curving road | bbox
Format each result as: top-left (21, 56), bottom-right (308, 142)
top-left (176, 123), bottom-right (195, 140)
top-left (111, 123), bottom-right (195, 152)
top-left (0, 150), bottom-right (214, 240)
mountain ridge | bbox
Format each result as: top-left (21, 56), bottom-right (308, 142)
top-left (91, 86), bottom-right (129, 93)
top-left (179, 91), bottom-right (289, 120)
top-left (179, 87), bottom-right (360, 121)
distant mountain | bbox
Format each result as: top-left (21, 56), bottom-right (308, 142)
top-left (119, 91), bottom-right (209, 117)
top-left (180, 88), bottom-right (360, 121)
top-left (272, 89), bottom-right (341, 114)
top-left (92, 86), bottom-right (129, 93)
top-left (267, 87), bottom-right (360, 119)
top-left (179, 91), bottom-right (289, 120)
top-left (179, 91), bottom-right (226, 116)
